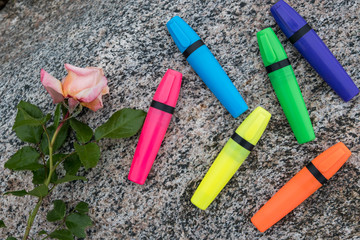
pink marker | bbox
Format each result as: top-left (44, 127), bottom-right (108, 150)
top-left (128, 69), bottom-right (182, 185)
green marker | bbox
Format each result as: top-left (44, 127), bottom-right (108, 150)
top-left (257, 28), bottom-right (315, 144)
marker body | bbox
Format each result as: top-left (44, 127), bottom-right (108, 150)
top-left (268, 68), bottom-right (314, 144)
top-left (129, 108), bottom-right (172, 184)
top-left (187, 46), bottom-right (248, 118)
top-left (257, 28), bottom-right (314, 144)
top-left (293, 31), bottom-right (359, 101)
top-left (252, 167), bottom-right (321, 232)
top-left (128, 69), bottom-right (182, 185)
top-left (167, 16), bottom-right (248, 118)
top-left (271, 0), bottom-right (359, 102)
top-left (251, 142), bottom-right (351, 232)
top-left (191, 139), bottom-right (250, 210)
top-left (191, 107), bottom-right (271, 210)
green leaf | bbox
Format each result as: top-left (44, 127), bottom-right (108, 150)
top-left (28, 184), bottom-right (48, 197)
top-left (55, 175), bottom-right (87, 184)
top-left (47, 200), bottom-right (66, 222)
top-left (16, 101), bottom-right (43, 118)
top-left (40, 122), bottom-right (70, 155)
top-left (13, 111), bottom-right (50, 128)
top-left (49, 229), bottom-right (74, 240)
top-left (74, 142), bottom-right (100, 170)
top-left (53, 154), bottom-right (67, 165)
top-left (13, 101), bottom-right (44, 144)
top-left (94, 108), bottom-right (146, 140)
top-left (12, 101), bottom-right (49, 129)
top-left (32, 168), bottom-right (47, 185)
top-left (33, 154), bottom-right (67, 184)
top-left (14, 125), bottom-right (43, 144)
top-left (70, 118), bottom-right (93, 143)
top-left (4, 190), bottom-right (28, 196)
top-left (51, 172), bottom-right (58, 183)
top-left (6, 237), bottom-right (17, 240)
top-left (52, 121), bottom-right (70, 152)
top-left (61, 104), bottom-right (68, 115)
top-left (40, 129), bottom-right (51, 154)
top-left (32, 156), bottom-right (61, 185)
top-left (0, 220), bottom-right (6, 228)
top-left (63, 154), bottom-right (81, 175)
top-left (13, 111), bottom-right (51, 128)
top-left (75, 202), bottom-right (89, 214)
top-left (38, 230), bottom-right (48, 236)
top-left (4, 147), bottom-right (42, 171)
top-left (54, 104), bottom-right (62, 128)
top-left (65, 213), bottom-right (92, 238)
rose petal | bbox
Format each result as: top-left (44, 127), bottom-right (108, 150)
top-left (68, 98), bottom-right (79, 112)
top-left (65, 64), bottom-right (104, 76)
top-left (74, 76), bottom-right (108, 103)
top-left (102, 84), bottom-right (109, 95)
top-left (40, 69), bottom-right (64, 103)
top-left (62, 64), bottom-right (103, 98)
top-left (81, 95), bottom-right (103, 111)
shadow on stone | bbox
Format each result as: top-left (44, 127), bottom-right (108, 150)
top-left (0, 0), bottom-right (9, 10)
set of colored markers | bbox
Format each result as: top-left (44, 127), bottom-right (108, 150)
top-left (128, 0), bottom-right (358, 232)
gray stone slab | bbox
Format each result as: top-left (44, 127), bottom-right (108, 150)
top-left (0, 0), bottom-right (359, 239)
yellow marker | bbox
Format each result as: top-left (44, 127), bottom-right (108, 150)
top-left (191, 107), bottom-right (271, 210)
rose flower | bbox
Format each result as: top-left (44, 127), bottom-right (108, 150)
top-left (40, 64), bottom-right (109, 111)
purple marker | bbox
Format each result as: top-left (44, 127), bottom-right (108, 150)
top-left (271, 0), bottom-right (359, 102)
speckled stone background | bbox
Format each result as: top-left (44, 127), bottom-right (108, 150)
top-left (0, 0), bottom-right (359, 239)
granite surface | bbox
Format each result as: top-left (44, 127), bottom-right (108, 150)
top-left (0, 0), bottom-right (359, 239)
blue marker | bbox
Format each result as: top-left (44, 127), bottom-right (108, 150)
top-left (166, 16), bottom-right (248, 118)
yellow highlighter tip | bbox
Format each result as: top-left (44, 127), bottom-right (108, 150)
top-left (236, 107), bottom-right (271, 146)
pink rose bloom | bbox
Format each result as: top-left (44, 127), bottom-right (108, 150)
top-left (40, 64), bottom-right (109, 111)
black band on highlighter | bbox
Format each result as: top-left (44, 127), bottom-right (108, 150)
top-left (231, 132), bottom-right (254, 151)
top-left (306, 162), bottom-right (327, 185)
top-left (183, 40), bottom-right (205, 59)
top-left (289, 23), bottom-right (312, 44)
top-left (150, 100), bottom-right (175, 114)
top-left (266, 58), bottom-right (291, 74)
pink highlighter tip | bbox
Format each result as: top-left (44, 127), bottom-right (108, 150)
top-left (153, 69), bottom-right (182, 107)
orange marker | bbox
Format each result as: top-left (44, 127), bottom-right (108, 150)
top-left (251, 142), bottom-right (351, 232)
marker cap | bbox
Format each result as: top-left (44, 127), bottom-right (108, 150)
top-left (271, 0), bottom-right (307, 38)
top-left (235, 106), bottom-right (271, 146)
top-left (312, 142), bottom-right (351, 180)
top-left (166, 16), bottom-right (201, 53)
top-left (257, 28), bottom-right (287, 67)
top-left (153, 69), bottom-right (183, 107)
